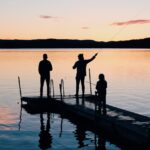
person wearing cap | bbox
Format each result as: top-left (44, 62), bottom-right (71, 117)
top-left (39, 54), bottom-right (53, 98)
top-left (73, 53), bottom-right (98, 97)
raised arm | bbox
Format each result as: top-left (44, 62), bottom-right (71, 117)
top-left (86, 53), bottom-right (98, 63)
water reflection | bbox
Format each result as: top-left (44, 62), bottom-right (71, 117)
top-left (22, 103), bottom-right (122, 150)
top-left (95, 133), bottom-right (106, 150)
top-left (75, 96), bottom-right (85, 106)
top-left (39, 113), bottom-right (52, 150)
top-left (59, 117), bottom-right (63, 137)
top-left (18, 104), bottom-right (22, 131)
top-left (74, 122), bottom-right (107, 150)
top-left (74, 125), bottom-right (88, 148)
top-left (0, 107), bottom-right (16, 130)
top-left (1, 49), bottom-right (150, 150)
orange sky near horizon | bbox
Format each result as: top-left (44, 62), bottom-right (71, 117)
top-left (0, 0), bottom-right (150, 41)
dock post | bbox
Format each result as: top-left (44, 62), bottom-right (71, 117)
top-left (59, 79), bottom-right (65, 101)
top-left (61, 79), bottom-right (65, 97)
top-left (89, 68), bottom-right (92, 95)
top-left (59, 83), bottom-right (63, 101)
top-left (49, 80), bottom-right (51, 98)
top-left (18, 76), bottom-right (22, 100)
top-left (51, 79), bottom-right (55, 98)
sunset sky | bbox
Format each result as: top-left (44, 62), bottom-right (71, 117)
top-left (0, 0), bottom-right (150, 41)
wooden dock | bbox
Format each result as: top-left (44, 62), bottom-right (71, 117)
top-left (21, 95), bottom-right (150, 149)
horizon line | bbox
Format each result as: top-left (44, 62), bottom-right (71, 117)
top-left (0, 37), bottom-right (150, 42)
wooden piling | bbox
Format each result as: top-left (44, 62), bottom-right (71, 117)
top-left (50, 79), bottom-right (55, 98)
top-left (61, 79), bottom-right (65, 97)
top-left (59, 84), bottom-right (62, 101)
top-left (18, 76), bottom-right (22, 99)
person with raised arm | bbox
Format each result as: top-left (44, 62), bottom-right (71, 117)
top-left (73, 53), bottom-right (98, 97)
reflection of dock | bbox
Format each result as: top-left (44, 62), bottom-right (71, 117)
top-left (21, 95), bottom-right (150, 149)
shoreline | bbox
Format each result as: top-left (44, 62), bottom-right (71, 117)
top-left (0, 38), bottom-right (150, 49)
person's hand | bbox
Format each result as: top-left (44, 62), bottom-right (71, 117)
top-left (94, 53), bottom-right (98, 57)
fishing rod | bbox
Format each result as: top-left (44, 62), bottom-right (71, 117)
top-left (86, 81), bottom-right (96, 86)
top-left (110, 9), bottom-right (144, 41)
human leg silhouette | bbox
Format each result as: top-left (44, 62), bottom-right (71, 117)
top-left (81, 77), bottom-right (85, 97)
top-left (76, 77), bottom-right (80, 96)
top-left (40, 77), bottom-right (45, 97)
top-left (102, 96), bottom-right (106, 115)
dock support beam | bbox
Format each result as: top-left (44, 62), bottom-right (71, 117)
top-left (18, 76), bottom-right (22, 100)
top-left (50, 79), bottom-right (55, 98)
top-left (59, 79), bottom-right (65, 101)
top-left (59, 84), bottom-right (63, 101)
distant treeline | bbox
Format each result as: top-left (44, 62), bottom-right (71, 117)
top-left (0, 38), bottom-right (150, 48)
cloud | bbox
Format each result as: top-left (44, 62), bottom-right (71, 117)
top-left (112, 19), bottom-right (150, 26)
top-left (39, 15), bottom-right (57, 19)
top-left (81, 27), bottom-right (90, 29)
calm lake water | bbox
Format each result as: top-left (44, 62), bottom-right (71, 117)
top-left (0, 49), bottom-right (150, 149)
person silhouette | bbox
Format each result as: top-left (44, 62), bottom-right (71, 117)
top-left (73, 53), bottom-right (98, 97)
top-left (39, 113), bottom-right (52, 150)
top-left (96, 74), bottom-right (107, 115)
top-left (39, 54), bottom-right (53, 98)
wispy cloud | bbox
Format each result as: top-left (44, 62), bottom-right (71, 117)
top-left (39, 15), bottom-right (57, 19)
top-left (81, 27), bottom-right (90, 29)
top-left (112, 19), bottom-right (150, 26)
